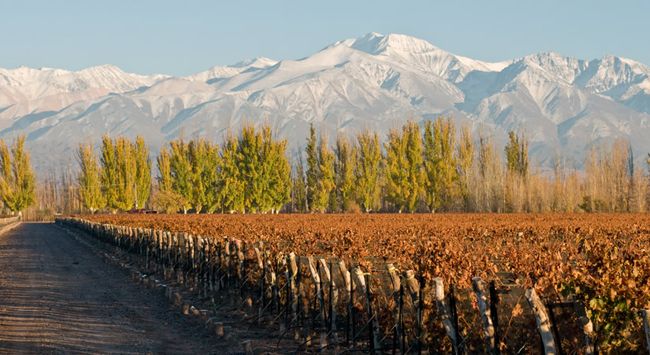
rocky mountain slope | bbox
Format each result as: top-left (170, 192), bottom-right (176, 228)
top-left (1, 32), bottom-right (649, 173)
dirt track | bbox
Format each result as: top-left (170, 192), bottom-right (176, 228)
top-left (0, 222), bottom-right (223, 354)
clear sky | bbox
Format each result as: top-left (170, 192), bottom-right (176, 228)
top-left (1, 0), bottom-right (648, 76)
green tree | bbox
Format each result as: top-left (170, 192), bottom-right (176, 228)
top-left (263, 128), bottom-right (291, 213)
top-left (77, 143), bottom-right (105, 213)
top-left (505, 131), bottom-right (529, 178)
top-left (133, 136), bottom-right (151, 209)
top-left (384, 128), bottom-right (408, 212)
top-left (423, 118), bottom-right (457, 212)
top-left (334, 134), bottom-right (357, 212)
top-left (157, 147), bottom-right (173, 192)
top-left (291, 151), bottom-right (308, 212)
top-left (457, 125), bottom-right (474, 210)
top-left (312, 134), bottom-right (335, 212)
top-left (188, 139), bottom-right (219, 213)
top-left (0, 136), bottom-right (36, 215)
top-left (238, 125), bottom-right (263, 213)
top-left (404, 121), bottom-right (424, 212)
top-left (355, 131), bottom-right (382, 212)
top-left (100, 135), bottom-right (119, 212)
top-left (218, 133), bottom-right (245, 213)
top-left (114, 137), bottom-right (137, 211)
top-left (305, 124), bottom-right (319, 211)
top-left (384, 122), bottom-right (422, 213)
top-left (154, 147), bottom-right (185, 213)
top-left (169, 140), bottom-right (192, 213)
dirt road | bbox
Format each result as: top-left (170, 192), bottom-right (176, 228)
top-left (0, 222), bottom-right (223, 354)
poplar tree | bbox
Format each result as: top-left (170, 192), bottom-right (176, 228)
top-left (100, 135), bottom-right (119, 212)
top-left (0, 136), bottom-right (36, 214)
top-left (477, 132), bottom-right (504, 212)
top-left (457, 125), bottom-right (474, 210)
top-left (292, 151), bottom-right (308, 212)
top-left (218, 133), bottom-right (245, 213)
top-left (312, 134), bottom-right (335, 212)
top-left (134, 136), bottom-right (151, 209)
top-left (188, 139), bottom-right (219, 213)
top-left (238, 125), bottom-right (263, 213)
top-left (305, 124), bottom-right (318, 211)
top-left (114, 137), bottom-right (136, 211)
top-left (384, 128), bottom-right (408, 212)
top-left (404, 121), bottom-right (424, 212)
top-left (505, 131), bottom-right (529, 177)
top-left (355, 131), bottom-right (381, 212)
top-left (423, 118), bottom-right (457, 212)
top-left (157, 147), bottom-right (173, 192)
top-left (154, 147), bottom-right (185, 213)
top-left (263, 129), bottom-right (291, 213)
top-left (77, 143), bottom-right (105, 213)
top-left (169, 140), bottom-right (192, 213)
top-left (384, 122), bottom-right (422, 212)
top-left (334, 134), bottom-right (356, 212)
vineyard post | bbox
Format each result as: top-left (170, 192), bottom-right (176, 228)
top-left (216, 240), bottom-right (223, 292)
top-left (404, 271), bottom-right (421, 352)
top-left (398, 283), bottom-right (405, 353)
top-left (289, 253), bottom-right (300, 335)
top-left (308, 256), bottom-right (326, 348)
top-left (364, 272), bottom-right (382, 354)
top-left (525, 288), bottom-right (557, 355)
top-left (296, 257), bottom-right (307, 344)
top-left (319, 258), bottom-right (338, 346)
top-left (416, 274), bottom-right (424, 355)
top-left (273, 255), bottom-right (281, 317)
top-left (386, 263), bottom-right (401, 353)
top-left (145, 229), bottom-right (150, 270)
top-left (316, 258), bottom-right (333, 350)
top-left (235, 239), bottom-right (244, 292)
top-left (574, 303), bottom-right (594, 355)
top-left (240, 241), bottom-right (249, 304)
top-left (224, 239), bottom-right (231, 290)
top-left (255, 246), bottom-right (265, 325)
top-left (433, 277), bottom-right (459, 353)
top-left (472, 277), bottom-right (496, 354)
top-left (337, 260), bottom-right (353, 346)
top-left (489, 281), bottom-right (500, 354)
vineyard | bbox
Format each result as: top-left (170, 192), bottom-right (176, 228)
top-left (60, 213), bottom-right (650, 353)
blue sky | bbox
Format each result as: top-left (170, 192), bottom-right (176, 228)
top-left (1, 0), bottom-right (648, 75)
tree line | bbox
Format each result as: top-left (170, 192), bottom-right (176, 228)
top-left (75, 119), bottom-right (650, 214)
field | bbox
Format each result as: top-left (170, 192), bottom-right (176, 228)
top-left (78, 213), bottom-right (650, 352)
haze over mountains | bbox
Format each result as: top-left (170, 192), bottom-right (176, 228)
top-left (1, 32), bottom-right (649, 174)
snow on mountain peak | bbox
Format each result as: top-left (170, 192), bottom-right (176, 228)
top-left (231, 57), bottom-right (278, 68)
top-left (350, 32), bottom-right (439, 56)
top-left (2, 32), bottom-right (650, 174)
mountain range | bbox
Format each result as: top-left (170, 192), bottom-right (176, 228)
top-left (1, 32), bottom-right (649, 174)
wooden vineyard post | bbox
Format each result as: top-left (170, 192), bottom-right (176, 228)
top-left (403, 270), bottom-right (422, 353)
top-left (472, 277), bottom-right (497, 354)
top-left (642, 309), bottom-right (650, 354)
top-left (286, 253), bottom-right (298, 337)
top-left (319, 258), bottom-right (339, 346)
top-left (575, 303), bottom-right (594, 355)
top-left (338, 260), bottom-right (352, 345)
top-left (307, 256), bottom-right (326, 349)
top-left (352, 267), bottom-right (381, 353)
top-left (525, 288), bottom-right (557, 355)
top-left (433, 277), bottom-right (459, 353)
top-left (385, 263), bottom-right (401, 352)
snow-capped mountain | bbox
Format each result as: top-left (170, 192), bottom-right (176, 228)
top-left (1, 32), bottom-right (649, 174)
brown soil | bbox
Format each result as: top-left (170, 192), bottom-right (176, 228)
top-left (0, 223), bottom-right (230, 354)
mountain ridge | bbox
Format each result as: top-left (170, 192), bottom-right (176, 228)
top-left (1, 32), bottom-right (649, 174)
